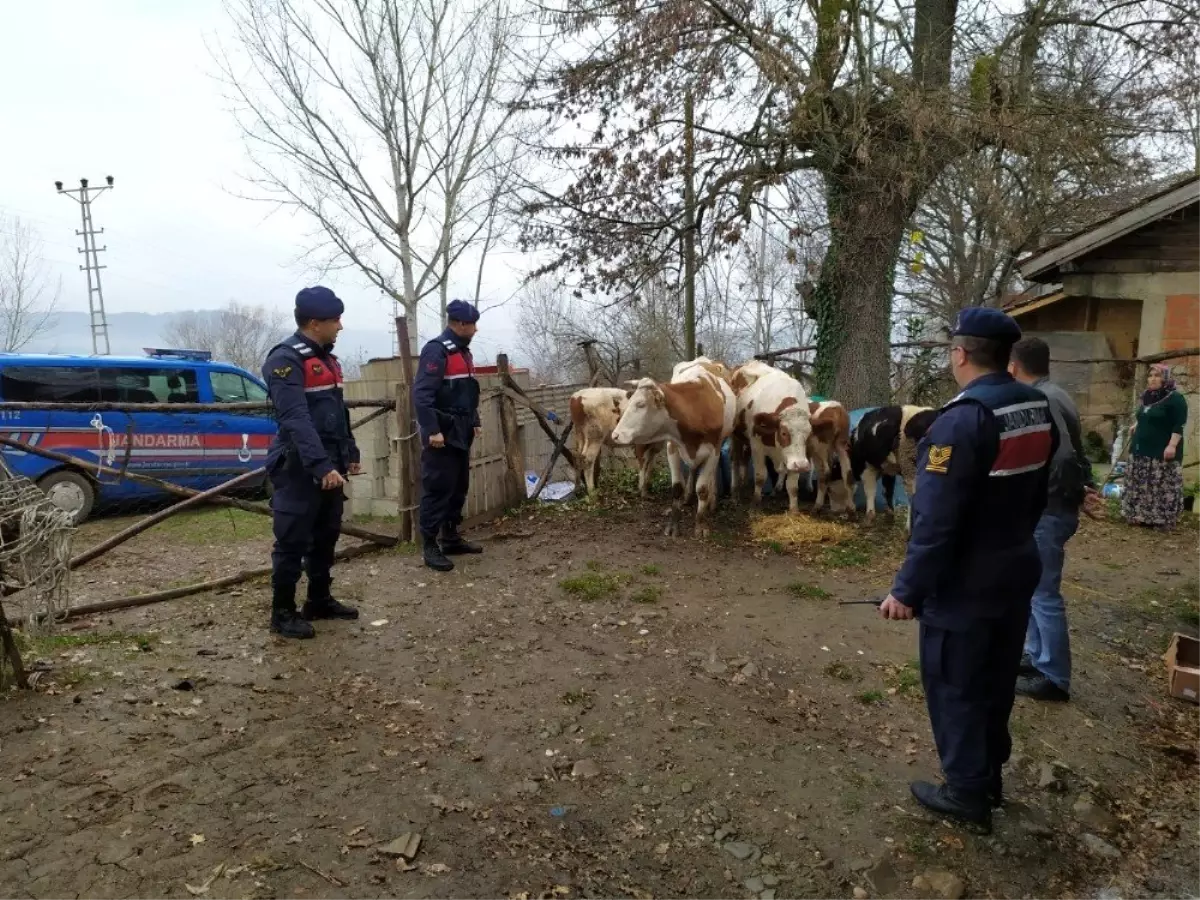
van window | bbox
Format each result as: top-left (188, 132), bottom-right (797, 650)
top-left (210, 371), bottom-right (268, 404)
top-left (96, 367), bottom-right (199, 403)
top-left (0, 366), bottom-right (101, 402)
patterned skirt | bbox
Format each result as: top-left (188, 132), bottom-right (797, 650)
top-left (1121, 455), bottom-right (1184, 528)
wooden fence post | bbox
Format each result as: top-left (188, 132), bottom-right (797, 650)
top-left (496, 354), bottom-right (525, 506)
top-left (396, 315), bottom-right (421, 544)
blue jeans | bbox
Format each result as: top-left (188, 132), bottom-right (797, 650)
top-left (1024, 510), bottom-right (1079, 691)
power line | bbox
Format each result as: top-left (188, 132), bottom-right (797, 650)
top-left (55, 177), bottom-right (116, 355)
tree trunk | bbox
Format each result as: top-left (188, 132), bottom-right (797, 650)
top-left (812, 174), bottom-right (914, 409)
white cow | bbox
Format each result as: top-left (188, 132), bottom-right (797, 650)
top-left (568, 387), bottom-right (663, 498)
top-left (612, 357), bottom-right (737, 537)
top-left (730, 361), bottom-right (813, 513)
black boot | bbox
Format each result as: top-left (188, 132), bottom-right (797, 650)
top-left (439, 524), bottom-right (482, 555)
top-left (910, 780), bottom-right (992, 833)
top-left (1016, 674), bottom-right (1070, 702)
top-left (301, 576), bottom-right (359, 621)
top-left (989, 770), bottom-right (1004, 809)
top-left (422, 533), bottom-right (454, 572)
top-left (269, 583), bottom-right (315, 639)
top-left (1017, 653), bottom-right (1038, 677)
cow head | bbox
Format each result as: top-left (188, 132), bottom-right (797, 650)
top-left (612, 378), bottom-right (669, 445)
top-left (752, 396), bottom-right (812, 473)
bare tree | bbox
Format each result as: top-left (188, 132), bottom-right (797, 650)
top-left (0, 217), bottom-right (59, 353)
top-left (218, 0), bottom-right (539, 345)
top-left (164, 301), bottom-right (290, 372)
top-left (525, 0), bottom-right (1190, 407)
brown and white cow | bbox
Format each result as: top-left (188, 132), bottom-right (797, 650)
top-left (612, 357), bottom-right (736, 537)
top-left (729, 360), bottom-right (813, 513)
top-left (807, 400), bottom-right (855, 514)
top-left (849, 404), bottom-right (939, 528)
top-left (568, 387), bottom-right (664, 499)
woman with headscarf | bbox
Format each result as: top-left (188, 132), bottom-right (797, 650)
top-left (1122, 364), bottom-right (1188, 528)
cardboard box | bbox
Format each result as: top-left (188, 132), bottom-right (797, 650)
top-left (1164, 633), bottom-right (1200, 704)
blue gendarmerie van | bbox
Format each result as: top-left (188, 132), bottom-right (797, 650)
top-left (0, 348), bottom-right (277, 523)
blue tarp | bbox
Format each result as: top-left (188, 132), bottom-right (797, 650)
top-left (685, 406), bottom-right (912, 510)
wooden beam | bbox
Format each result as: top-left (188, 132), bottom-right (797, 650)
top-left (43, 541), bottom-right (385, 622)
top-left (0, 598), bottom-right (28, 689)
top-left (496, 355), bottom-right (526, 507)
top-left (0, 399), bottom-right (394, 413)
top-left (530, 422), bottom-right (573, 502)
top-left (69, 467), bottom-right (266, 569)
top-left (498, 384), bottom-right (579, 470)
top-left (0, 436), bottom-right (399, 547)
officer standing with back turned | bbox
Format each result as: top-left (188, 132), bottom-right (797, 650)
top-left (413, 299), bottom-right (484, 572)
top-left (262, 286), bottom-right (361, 639)
top-left (878, 307), bottom-right (1058, 832)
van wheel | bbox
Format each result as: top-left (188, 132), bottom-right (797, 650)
top-left (38, 470), bottom-right (96, 524)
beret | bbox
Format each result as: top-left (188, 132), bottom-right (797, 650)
top-left (950, 307), bottom-right (1021, 344)
top-left (447, 298), bottom-right (480, 324)
top-left (295, 286), bottom-right (344, 320)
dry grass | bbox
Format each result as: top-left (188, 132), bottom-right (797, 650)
top-left (750, 513), bottom-right (854, 547)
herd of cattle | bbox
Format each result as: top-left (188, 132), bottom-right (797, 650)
top-left (568, 357), bottom-right (939, 537)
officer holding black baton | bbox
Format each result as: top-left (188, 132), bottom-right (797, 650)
top-left (878, 307), bottom-right (1058, 832)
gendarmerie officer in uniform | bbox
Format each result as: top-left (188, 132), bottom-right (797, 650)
top-left (879, 307), bottom-right (1058, 832)
top-left (413, 299), bottom-right (484, 572)
top-left (262, 286), bottom-right (361, 639)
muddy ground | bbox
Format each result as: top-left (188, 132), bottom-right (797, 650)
top-left (1, 486), bottom-right (1197, 900)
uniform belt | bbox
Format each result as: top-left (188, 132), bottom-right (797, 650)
top-left (438, 407), bottom-right (472, 415)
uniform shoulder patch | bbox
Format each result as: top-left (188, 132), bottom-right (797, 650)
top-left (271, 365), bottom-right (293, 378)
top-left (425, 360), bottom-right (440, 372)
top-left (925, 445), bottom-right (952, 474)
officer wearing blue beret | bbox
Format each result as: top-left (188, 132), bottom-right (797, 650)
top-left (261, 286), bottom-right (361, 639)
top-left (413, 299), bottom-right (483, 571)
top-left (879, 306), bottom-right (1059, 831)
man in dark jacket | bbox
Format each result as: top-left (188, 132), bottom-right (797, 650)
top-left (1009, 336), bottom-right (1097, 702)
top-left (262, 286), bottom-right (361, 639)
top-left (880, 307), bottom-right (1058, 832)
top-left (412, 299), bottom-right (483, 572)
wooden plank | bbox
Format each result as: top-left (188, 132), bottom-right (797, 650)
top-left (496, 355), bottom-right (526, 508)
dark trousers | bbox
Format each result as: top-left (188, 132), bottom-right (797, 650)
top-left (270, 472), bottom-right (344, 605)
top-left (419, 446), bottom-right (470, 537)
top-left (920, 606), bottom-right (1029, 796)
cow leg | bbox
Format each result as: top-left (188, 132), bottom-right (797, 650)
top-left (634, 443), bottom-right (655, 498)
top-left (749, 441), bottom-right (768, 506)
top-left (837, 443), bottom-right (854, 514)
top-left (863, 467), bottom-right (878, 522)
top-left (785, 470), bottom-right (800, 515)
top-left (581, 442), bottom-right (602, 499)
top-left (694, 447), bottom-right (718, 538)
top-left (684, 467), bottom-right (696, 504)
top-left (883, 473), bottom-right (897, 512)
top-left (665, 442), bottom-right (685, 537)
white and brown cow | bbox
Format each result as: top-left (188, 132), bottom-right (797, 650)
top-left (568, 387), bottom-right (663, 499)
top-left (807, 400), bottom-right (855, 514)
top-left (612, 357), bottom-right (736, 537)
top-left (849, 404), bottom-right (939, 527)
top-left (730, 361), bottom-right (813, 513)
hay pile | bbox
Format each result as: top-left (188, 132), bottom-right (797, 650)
top-left (750, 513), bottom-right (854, 546)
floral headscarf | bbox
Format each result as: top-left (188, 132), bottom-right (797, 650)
top-left (1141, 363), bottom-right (1176, 407)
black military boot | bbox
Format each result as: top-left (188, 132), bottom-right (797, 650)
top-left (422, 533), bottom-right (454, 572)
top-left (989, 770), bottom-right (1005, 809)
top-left (910, 780), bottom-right (992, 833)
top-left (301, 577), bottom-right (359, 621)
top-left (439, 523), bottom-right (482, 555)
top-left (269, 583), bottom-right (315, 639)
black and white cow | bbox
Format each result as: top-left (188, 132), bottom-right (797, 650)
top-left (848, 404), bottom-right (939, 526)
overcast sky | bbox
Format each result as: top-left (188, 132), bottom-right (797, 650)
top-left (0, 0), bottom-right (525, 361)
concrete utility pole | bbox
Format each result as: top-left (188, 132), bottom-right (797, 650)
top-left (55, 176), bottom-right (114, 355)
